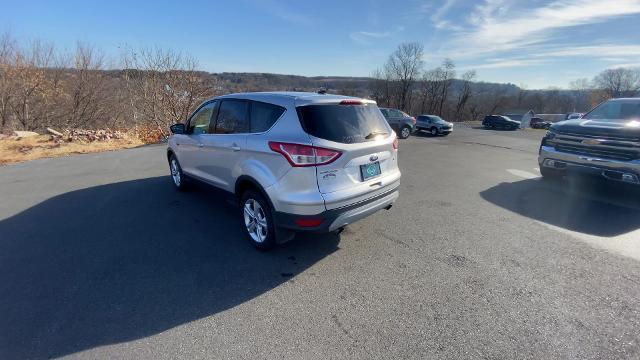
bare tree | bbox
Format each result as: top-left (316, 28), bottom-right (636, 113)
top-left (370, 68), bottom-right (392, 106)
top-left (62, 42), bottom-right (110, 128)
top-left (385, 42), bottom-right (424, 111)
top-left (122, 47), bottom-right (215, 135)
top-left (0, 32), bottom-right (17, 131)
top-left (593, 67), bottom-right (640, 98)
top-left (454, 70), bottom-right (476, 121)
top-left (8, 40), bottom-right (58, 130)
top-left (436, 59), bottom-right (455, 117)
top-left (419, 67), bottom-right (443, 114)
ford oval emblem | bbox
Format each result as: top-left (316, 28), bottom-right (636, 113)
top-left (369, 155), bottom-right (379, 162)
top-left (581, 139), bottom-right (602, 146)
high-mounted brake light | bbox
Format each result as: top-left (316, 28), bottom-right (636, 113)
top-left (339, 99), bottom-right (364, 105)
top-left (269, 142), bottom-right (341, 167)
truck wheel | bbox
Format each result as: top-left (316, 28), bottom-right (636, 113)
top-left (399, 126), bottom-right (411, 139)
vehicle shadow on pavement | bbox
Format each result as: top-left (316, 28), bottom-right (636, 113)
top-left (480, 177), bottom-right (640, 237)
top-left (0, 176), bottom-right (340, 359)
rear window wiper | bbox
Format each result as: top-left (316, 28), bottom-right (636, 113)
top-left (365, 131), bottom-right (389, 139)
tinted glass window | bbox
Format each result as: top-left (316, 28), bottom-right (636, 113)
top-left (187, 102), bottom-right (216, 135)
top-left (380, 109), bottom-right (390, 117)
top-left (583, 100), bottom-right (640, 121)
top-left (390, 109), bottom-right (403, 117)
top-left (250, 101), bottom-right (285, 133)
top-left (297, 103), bottom-right (391, 144)
top-left (215, 100), bottom-right (249, 134)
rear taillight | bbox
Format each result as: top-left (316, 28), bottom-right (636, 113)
top-left (411, 117), bottom-right (416, 124)
top-left (393, 137), bottom-right (399, 150)
top-left (269, 142), bottom-right (341, 167)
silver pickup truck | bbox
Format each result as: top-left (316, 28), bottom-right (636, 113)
top-left (539, 98), bottom-right (640, 185)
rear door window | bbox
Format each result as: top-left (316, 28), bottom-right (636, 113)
top-left (250, 101), bottom-right (285, 133)
top-left (215, 99), bottom-right (249, 134)
top-left (297, 103), bottom-right (391, 144)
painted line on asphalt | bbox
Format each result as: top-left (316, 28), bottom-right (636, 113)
top-left (506, 169), bottom-right (539, 179)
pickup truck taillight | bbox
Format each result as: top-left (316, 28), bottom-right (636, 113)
top-left (269, 142), bottom-right (342, 167)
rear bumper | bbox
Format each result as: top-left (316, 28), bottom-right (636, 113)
top-left (538, 145), bottom-right (640, 184)
top-left (273, 186), bottom-right (400, 232)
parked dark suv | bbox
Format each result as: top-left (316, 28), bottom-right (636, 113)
top-left (539, 98), bottom-right (640, 185)
top-left (379, 108), bottom-right (416, 139)
top-left (482, 115), bottom-right (520, 130)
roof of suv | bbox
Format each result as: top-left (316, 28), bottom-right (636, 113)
top-left (215, 91), bottom-right (375, 107)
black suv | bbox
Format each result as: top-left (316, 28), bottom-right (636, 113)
top-left (539, 98), bottom-right (640, 185)
top-left (482, 115), bottom-right (520, 130)
top-left (379, 108), bottom-right (416, 139)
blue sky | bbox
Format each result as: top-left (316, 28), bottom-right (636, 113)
top-left (2, 0), bottom-right (640, 89)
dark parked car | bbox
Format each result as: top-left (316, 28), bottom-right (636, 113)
top-left (482, 115), bottom-right (520, 130)
top-left (539, 98), bottom-right (640, 184)
top-left (380, 107), bottom-right (416, 139)
top-left (530, 117), bottom-right (551, 129)
top-left (415, 115), bottom-right (453, 136)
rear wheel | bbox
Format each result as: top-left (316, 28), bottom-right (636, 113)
top-left (399, 126), bottom-right (411, 139)
top-left (241, 190), bottom-right (276, 250)
top-left (430, 127), bottom-right (438, 136)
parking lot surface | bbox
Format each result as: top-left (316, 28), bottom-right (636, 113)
top-left (1, 127), bottom-right (640, 359)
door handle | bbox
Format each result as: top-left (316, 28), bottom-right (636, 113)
top-left (198, 143), bottom-right (204, 148)
top-left (230, 145), bottom-right (241, 152)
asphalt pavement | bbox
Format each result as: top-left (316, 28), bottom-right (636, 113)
top-left (1, 126), bottom-right (640, 359)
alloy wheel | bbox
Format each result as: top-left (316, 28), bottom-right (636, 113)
top-left (243, 198), bottom-right (268, 243)
top-left (170, 159), bottom-right (181, 187)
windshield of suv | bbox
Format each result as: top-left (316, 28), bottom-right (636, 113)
top-left (297, 103), bottom-right (391, 144)
top-left (582, 100), bottom-right (640, 121)
top-left (430, 116), bottom-right (446, 123)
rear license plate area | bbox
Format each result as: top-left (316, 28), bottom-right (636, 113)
top-left (360, 162), bottom-right (381, 181)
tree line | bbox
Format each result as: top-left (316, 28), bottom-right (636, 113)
top-left (2, 34), bottom-right (640, 134)
top-left (369, 42), bottom-right (640, 121)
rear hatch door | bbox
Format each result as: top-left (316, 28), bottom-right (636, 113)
top-left (296, 100), bottom-right (400, 209)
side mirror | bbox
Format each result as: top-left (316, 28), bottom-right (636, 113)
top-left (170, 123), bottom-right (185, 135)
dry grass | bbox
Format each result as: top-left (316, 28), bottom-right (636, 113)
top-left (0, 133), bottom-right (145, 165)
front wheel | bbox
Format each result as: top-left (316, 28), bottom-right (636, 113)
top-left (169, 155), bottom-right (189, 191)
top-left (399, 126), bottom-right (411, 139)
top-left (430, 127), bottom-right (438, 136)
top-left (241, 190), bottom-right (276, 250)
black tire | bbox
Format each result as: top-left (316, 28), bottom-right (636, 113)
top-left (540, 166), bottom-right (563, 181)
top-left (399, 126), bottom-right (411, 139)
top-left (169, 154), bottom-right (189, 191)
top-left (240, 189), bottom-right (276, 250)
top-left (430, 127), bottom-right (438, 136)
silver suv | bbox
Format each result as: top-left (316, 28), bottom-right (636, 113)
top-left (167, 92), bottom-right (401, 249)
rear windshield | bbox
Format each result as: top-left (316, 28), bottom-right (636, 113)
top-left (583, 100), bottom-right (640, 121)
top-left (297, 103), bottom-right (391, 144)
